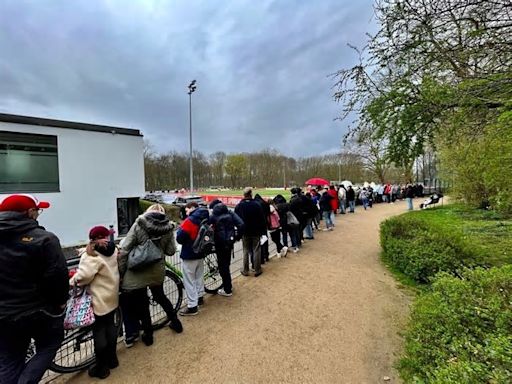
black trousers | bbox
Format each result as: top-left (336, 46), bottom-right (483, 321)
top-left (120, 289), bottom-right (152, 338)
top-left (270, 229), bottom-right (283, 253)
top-left (216, 245), bottom-right (233, 294)
top-left (92, 309), bottom-right (118, 370)
top-left (150, 285), bottom-right (178, 323)
top-left (0, 312), bottom-right (64, 384)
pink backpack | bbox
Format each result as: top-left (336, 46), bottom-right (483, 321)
top-left (269, 210), bottom-right (280, 230)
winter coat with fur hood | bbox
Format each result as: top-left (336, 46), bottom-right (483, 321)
top-left (118, 212), bottom-right (176, 291)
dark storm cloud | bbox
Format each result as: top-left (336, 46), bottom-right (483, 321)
top-left (0, 0), bottom-right (376, 157)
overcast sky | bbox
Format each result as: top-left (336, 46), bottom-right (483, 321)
top-left (0, 0), bottom-right (376, 157)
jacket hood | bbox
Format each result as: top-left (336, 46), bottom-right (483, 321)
top-left (189, 207), bottom-right (209, 224)
top-left (138, 212), bottom-right (174, 237)
top-left (0, 211), bottom-right (39, 237)
top-left (212, 203), bottom-right (229, 216)
top-left (273, 194), bottom-right (287, 204)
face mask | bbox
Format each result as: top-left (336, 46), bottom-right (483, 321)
top-left (95, 241), bottom-right (116, 256)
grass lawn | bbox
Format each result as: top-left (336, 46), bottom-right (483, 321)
top-left (409, 203), bottom-right (512, 267)
top-left (202, 189), bottom-right (292, 200)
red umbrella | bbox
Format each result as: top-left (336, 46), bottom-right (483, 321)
top-left (305, 177), bottom-right (329, 186)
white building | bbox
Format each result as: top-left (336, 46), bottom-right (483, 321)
top-left (0, 113), bottom-right (145, 247)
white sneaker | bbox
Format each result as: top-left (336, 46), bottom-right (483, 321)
top-left (280, 246), bottom-right (288, 258)
top-left (293, 247), bottom-right (299, 253)
top-left (217, 288), bottom-right (232, 297)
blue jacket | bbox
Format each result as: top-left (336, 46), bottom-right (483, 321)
top-left (176, 208), bottom-right (209, 260)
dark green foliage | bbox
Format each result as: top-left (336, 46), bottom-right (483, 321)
top-left (399, 266), bottom-right (512, 383)
top-left (139, 199), bottom-right (181, 222)
top-left (380, 215), bottom-right (476, 284)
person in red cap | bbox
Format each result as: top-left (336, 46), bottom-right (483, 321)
top-left (0, 194), bottom-right (69, 384)
top-left (69, 225), bottom-right (120, 379)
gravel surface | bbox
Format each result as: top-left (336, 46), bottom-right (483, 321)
top-left (57, 200), bottom-right (413, 384)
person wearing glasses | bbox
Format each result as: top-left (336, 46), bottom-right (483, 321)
top-left (0, 194), bottom-right (69, 384)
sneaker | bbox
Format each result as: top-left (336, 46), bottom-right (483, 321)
top-left (329, 227), bottom-right (334, 231)
top-left (280, 247), bottom-right (288, 258)
top-left (254, 271), bottom-right (263, 277)
top-left (88, 365), bottom-right (110, 379)
top-left (240, 270), bottom-right (249, 276)
top-left (217, 288), bottom-right (232, 297)
top-left (179, 306), bottom-right (198, 316)
top-left (198, 296), bottom-right (204, 306)
top-left (141, 333), bottom-right (153, 346)
top-left (169, 319), bottom-right (183, 333)
top-left (124, 335), bottom-right (139, 348)
top-left (293, 247), bottom-right (299, 253)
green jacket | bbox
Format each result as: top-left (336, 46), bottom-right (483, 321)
top-left (118, 212), bottom-right (176, 291)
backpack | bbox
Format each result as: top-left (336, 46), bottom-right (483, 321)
top-left (286, 211), bottom-right (300, 228)
top-left (192, 219), bottom-right (215, 255)
top-left (269, 210), bottom-right (280, 230)
top-left (214, 214), bottom-right (236, 246)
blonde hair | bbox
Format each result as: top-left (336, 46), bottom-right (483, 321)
top-left (145, 204), bottom-right (165, 214)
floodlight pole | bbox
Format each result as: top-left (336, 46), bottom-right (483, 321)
top-left (188, 80), bottom-right (197, 192)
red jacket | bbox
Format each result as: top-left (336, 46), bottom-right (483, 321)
top-left (327, 189), bottom-right (339, 211)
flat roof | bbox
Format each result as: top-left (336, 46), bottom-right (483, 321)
top-left (0, 113), bottom-right (142, 137)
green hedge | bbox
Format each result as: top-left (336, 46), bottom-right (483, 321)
top-left (399, 266), bottom-right (512, 383)
top-left (139, 200), bottom-right (181, 222)
top-left (380, 214), bottom-right (478, 284)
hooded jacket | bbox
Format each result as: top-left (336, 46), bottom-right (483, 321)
top-left (176, 207), bottom-right (210, 260)
top-left (119, 211), bottom-right (176, 291)
top-left (0, 211), bottom-right (69, 320)
top-left (208, 203), bottom-right (245, 248)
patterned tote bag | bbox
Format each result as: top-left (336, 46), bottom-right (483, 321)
top-left (64, 285), bottom-right (95, 330)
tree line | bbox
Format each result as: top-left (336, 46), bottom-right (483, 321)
top-left (143, 144), bottom-right (422, 191)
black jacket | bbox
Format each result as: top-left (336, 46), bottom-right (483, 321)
top-left (319, 192), bottom-right (333, 212)
top-left (208, 203), bottom-right (245, 248)
top-left (0, 212), bottom-right (69, 320)
top-left (234, 198), bottom-right (266, 237)
top-left (346, 188), bottom-right (356, 202)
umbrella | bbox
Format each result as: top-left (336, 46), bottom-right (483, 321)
top-left (340, 180), bottom-right (353, 188)
top-left (305, 177), bottom-right (329, 186)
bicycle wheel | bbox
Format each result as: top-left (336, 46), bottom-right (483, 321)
top-left (204, 252), bottom-right (223, 294)
top-left (49, 307), bottom-right (122, 373)
top-left (149, 269), bottom-right (184, 329)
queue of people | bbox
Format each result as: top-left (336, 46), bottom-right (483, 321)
top-left (0, 186), bottom-right (417, 383)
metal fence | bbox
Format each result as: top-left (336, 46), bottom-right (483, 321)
top-left (42, 239), bottom-right (278, 383)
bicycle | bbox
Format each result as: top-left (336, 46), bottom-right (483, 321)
top-left (41, 250), bottom-right (222, 374)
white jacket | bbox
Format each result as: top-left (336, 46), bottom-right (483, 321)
top-left (70, 248), bottom-right (120, 316)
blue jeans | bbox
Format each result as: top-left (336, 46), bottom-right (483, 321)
top-left (322, 210), bottom-right (333, 228)
top-left (339, 199), bottom-right (346, 213)
top-left (406, 197), bottom-right (413, 210)
top-left (303, 218), bottom-right (314, 238)
top-left (0, 312), bottom-right (64, 384)
top-left (362, 197), bottom-right (368, 210)
top-left (349, 200), bottom-right (355, 212)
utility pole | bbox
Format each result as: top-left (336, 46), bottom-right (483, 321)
top-left (187, 80), bottom-right (197, 192)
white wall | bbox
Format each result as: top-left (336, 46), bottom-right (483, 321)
top-left (0, 122), bottom-right (145, 247)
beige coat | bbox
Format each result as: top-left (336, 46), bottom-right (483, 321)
top-left (70, 248), bottom-right (120, 316)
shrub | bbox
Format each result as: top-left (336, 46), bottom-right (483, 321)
top-left (399, 266), bottom-right (512, 383)
top-left (139, 199), bottom-right (181, 222)
top-left (380, 214), bottom-right (478, 284)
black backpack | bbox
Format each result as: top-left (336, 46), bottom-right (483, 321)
top-left (214, 213), bottom-right (236, 247)
top-left (192, 219), bottom-right (215, 255)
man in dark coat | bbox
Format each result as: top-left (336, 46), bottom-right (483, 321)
top-left (0, 194), bottom-right (69, 384)
top-left (234, 188), bottom-right (266, 276)
top-left (208, 199), bottom-right (245, 296)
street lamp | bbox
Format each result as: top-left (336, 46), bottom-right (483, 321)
top-left (188, 80), bottom-right (197, 192)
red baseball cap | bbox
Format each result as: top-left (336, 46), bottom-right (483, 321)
top-left (89, 226), bottom-right (115, 240)
top-left (0, 194), bottom-right (50, 212)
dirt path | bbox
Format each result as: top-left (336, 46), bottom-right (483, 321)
top-left (62, 200), bottom-right (412, 384)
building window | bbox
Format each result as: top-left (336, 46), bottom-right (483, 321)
top-left (117, 198), bottom-right (140, 236)
top-left (0, 131), bottom-right (59, 193)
